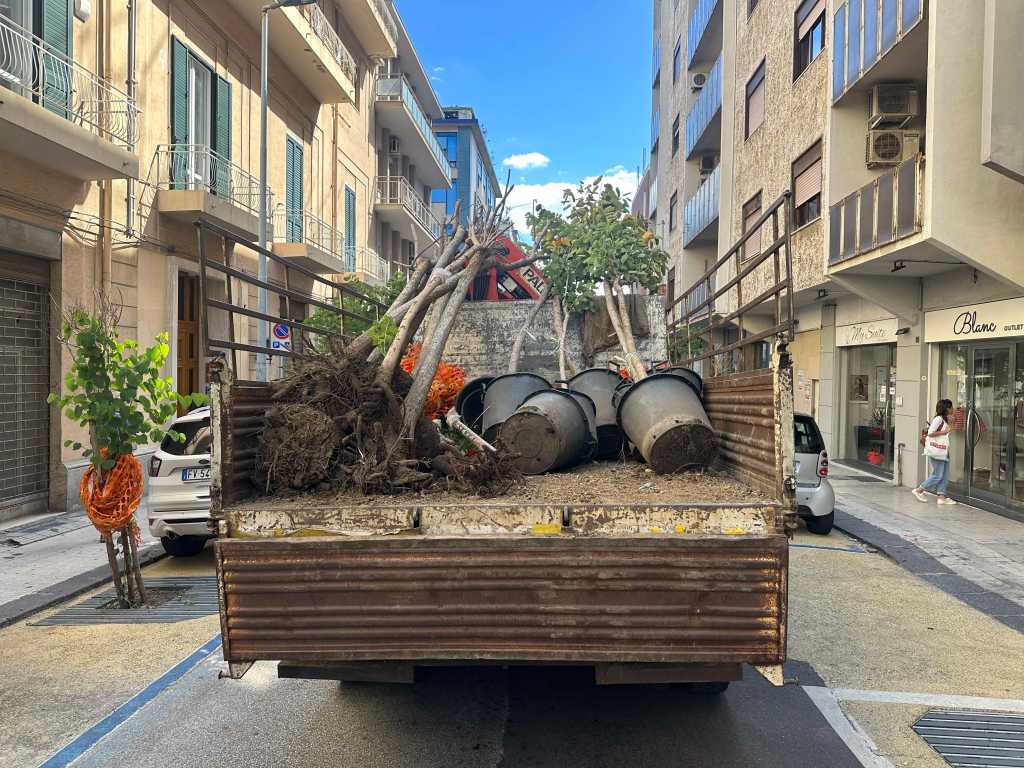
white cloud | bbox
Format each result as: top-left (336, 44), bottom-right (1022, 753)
top-left (503, 165), bottom-right (639, 238)
top-left (502, 152), bottom-right (551, 171)
top-left (433, 66), bottom-right (446, 73)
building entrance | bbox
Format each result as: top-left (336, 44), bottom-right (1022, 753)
top-left (841, 343), bottom-right (897, 476)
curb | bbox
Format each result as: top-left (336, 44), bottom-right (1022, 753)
top-left (0, 543), bottom-right (166, 629)
top-left (833, 507), bottom-right (1024, 634)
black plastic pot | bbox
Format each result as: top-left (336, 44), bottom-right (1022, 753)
top-left (567, 368), bottom-right (626, 459)
top-left (480, 373), bottom-right (551, 442)
top-left (661, 367), bottom-right (704, 400)
top-left (455, 376), bottom-right (494, 435)
top-left (499, 389), bottom-right (595, 475)
top-left (616, 373), bottom-right (717, 474)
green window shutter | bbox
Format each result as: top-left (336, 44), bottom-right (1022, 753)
top-left (40, 0), bottom-right (72, 117)
top-left (213, 76), bottom-right (231, 197)
top-left (170, 38), bottom-right (189, 188)
top-left (285, 138), bottom-right (304, 242)
top-left (344, 186), bottom-right (356, 271)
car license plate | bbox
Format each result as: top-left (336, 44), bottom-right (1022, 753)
top-left (182, 467), bottom-right (211, 482)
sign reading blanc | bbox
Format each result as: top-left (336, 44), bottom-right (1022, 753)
top-left (836, 319), bottom-right (899, 347)
top-left (925, 297), bottom-right (1024, 343)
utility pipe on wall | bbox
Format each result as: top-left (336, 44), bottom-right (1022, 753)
top-left (125, 0), bottom-right (137, 236)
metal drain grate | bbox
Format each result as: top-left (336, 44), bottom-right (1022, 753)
top-left (913, 709), bottom-right (1024, 767)
top-left (1, 511), bottom-right (93, 547)
top-left (36, 577), bottom-right (219, 625)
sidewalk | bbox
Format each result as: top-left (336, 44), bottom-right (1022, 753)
top-left (0, 505), bottom-right (162, 627)
top-left (830, 463), bottom-right (1024, 632)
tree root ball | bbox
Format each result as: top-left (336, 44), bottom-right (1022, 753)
top-left (258, 404), bottom-right (340, 492)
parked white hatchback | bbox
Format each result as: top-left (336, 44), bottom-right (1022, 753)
top-left (147, 406), bottom-right (214, 557)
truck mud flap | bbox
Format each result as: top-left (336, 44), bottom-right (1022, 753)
top-left (215, 535), bottom-right (788, 666)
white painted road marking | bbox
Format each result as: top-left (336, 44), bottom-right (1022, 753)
top-left (803, 686), bottom-right (898, 768)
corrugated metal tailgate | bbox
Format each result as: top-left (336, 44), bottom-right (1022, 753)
top-left (216, 535), bottom-right (787, 665)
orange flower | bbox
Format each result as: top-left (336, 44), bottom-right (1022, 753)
top-left (401, 344), bottom-right (467, 421)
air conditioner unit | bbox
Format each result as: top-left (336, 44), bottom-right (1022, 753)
top-left (690, 72), bottom-right (707, 92)
top-left (388, 136), bottom-right (401, 154)
top-left (866, 129), bottom-right (921, 168)
top-left (869, 84), bottom-right (920, 128)
top-left (698, 153), bottom-right (717, 175)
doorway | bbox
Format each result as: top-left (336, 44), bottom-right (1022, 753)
top-left (937, 341), bottom-right (1023, 515)
top-left (177, 274), bottom-right (199, 412)
top-left (842, 343), bottom-right (897, 476)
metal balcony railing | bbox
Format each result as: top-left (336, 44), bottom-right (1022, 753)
top-left (149, 144), bottom-right (270, 217)
top-left (0, 15), bottom-right (139, 149)
top-left (684, 54), bottom-right (722, 158)
top-left (375, 175), bottom-right (442, 239)
top-left (347, 246), bottom-right (390, 281)
top-left (833, 0), bottom-right (925, 102)
top-left (686, 275), bottom-right (716, 316)
top-left (687, 0), bottom-right (720, 66)
top-left (376, 75), bottom-right (450, 181)
top-left (828, 154), bottom-right (923, 266)
top-left (373, 0), bottom-right (398, 45)
top-left (298, 2), bottom-right (356, 84)
top-left (272, 208), bottom-right (342, 256)
top-left (683, 165), bottom-right (720, 246)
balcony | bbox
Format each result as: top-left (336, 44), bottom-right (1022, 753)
top-left (348, 246), bottom-right (391, 286)
top-left (272, 209), bottom-right (346, 274)
top-left (150, 145), bottom-right (270, 241)
top-left (684, 55), bottom-right (722, 159)
top-left (338, 0), bottom-right (397, 58)
top-left (375, 75), bottom-right (451, 187)
top-left (832, 0), bottom-right (925, 104)
top-left (374, 176), bottom-right (442, 241)
top-left (223, 0), bottom-right (356, 103)
top-left (687, 0), bottom-right (722, 68)
top-left (683, 166), bottom-right (720, 247)
top-left (828, 154), bottom-right (922, 267)
top-left (0, 15), bottom-right (139, 179)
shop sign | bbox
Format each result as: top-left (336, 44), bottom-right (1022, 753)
top-left (836, 319), bottom-right (898, 347)
top-left (925, 297), bottom-right (1024, 343)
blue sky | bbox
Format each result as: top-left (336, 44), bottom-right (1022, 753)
top-left (397, 0), bottom-right (653, 231)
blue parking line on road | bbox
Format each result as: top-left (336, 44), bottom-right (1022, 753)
top-left (791, 543), bottom-right (867, 554)
top-left (37, 634), bottom-right (222, 768)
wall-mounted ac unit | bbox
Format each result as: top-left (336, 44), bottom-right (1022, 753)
top-left (690, 72), bottom-right (707, 92)
top-left (866, 129), bottom-right (921, 168)
top-left (388, 136), bottom-right (401, 154)
top-left (869, 84), bottom-right (920, 128)
top-left (698, 153), bottom-right (717, 176)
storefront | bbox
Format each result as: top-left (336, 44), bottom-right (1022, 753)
top-left (836, 319), bottom-right (898, 476)
top-left (927, 297), bottom-right (1024, 520)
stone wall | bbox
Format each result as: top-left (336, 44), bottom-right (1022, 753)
top-left (434, 296), bottom-right (668, 381)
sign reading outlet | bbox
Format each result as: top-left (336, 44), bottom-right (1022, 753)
top-left (925, 297), bottom-right (1024, 343)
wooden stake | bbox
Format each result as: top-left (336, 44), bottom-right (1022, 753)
top-left (105, 535), bottom-right (128, 608)
top-left (126, 525), bottom-right (148, 605)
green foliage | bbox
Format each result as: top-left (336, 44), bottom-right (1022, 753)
top-left (48, 307), bottom-right (205, 470)
top-left (368, 315), bottom-right (399, 355)
top-left (306, 273), bottom-right (406, 353)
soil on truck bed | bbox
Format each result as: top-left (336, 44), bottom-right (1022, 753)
top-left (238, 459), bottom-right (768, 510)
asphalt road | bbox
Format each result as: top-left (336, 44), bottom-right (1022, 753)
top-left (70, 655), bottom-right (863, 768)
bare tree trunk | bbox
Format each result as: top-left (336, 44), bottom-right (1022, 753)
top-left (508, 281), bottom-right (551, 374)
top-left (560, 302), bottom-right (574, 378)
top-left (105, 536), bottom-right (127, 608)
top-left (604, 281), bottom-right (645, 381)
top-left (614, 279), bottom-right (645, 378)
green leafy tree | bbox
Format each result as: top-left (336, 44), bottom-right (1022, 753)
top-left (307, 273), bottom-right (405, 354)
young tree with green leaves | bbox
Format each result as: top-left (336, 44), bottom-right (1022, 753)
top-left (49, 294), bottom-right (205, 607)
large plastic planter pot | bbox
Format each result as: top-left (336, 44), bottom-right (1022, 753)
top-left (455, 376), bottom-right (494, 435)
top-left (616, 374), bottom-right (717, 474)
top-left (661, 367), bottom-right (704, 400)
top-left (567, 368), bottom-right (626, 459)
top-left (480, 373), bottom-right (550, 443)
top-left (499, 389), bottom-right (595, 475)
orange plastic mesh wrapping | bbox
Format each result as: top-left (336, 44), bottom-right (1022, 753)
top-left (400, 344), bottom-right (466, 422)
top-left (80, 454), bottom-right (144, 539)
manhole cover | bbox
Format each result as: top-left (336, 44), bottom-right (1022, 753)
top-left (1, 512), bottom-right (93, 547)
top-left (913, 708), bottom-right (1024, 767)
top-left (36, 577), bottom-right (219, 625)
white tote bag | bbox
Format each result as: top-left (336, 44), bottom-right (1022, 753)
top-left (924, 432), bottom-right (949, 460)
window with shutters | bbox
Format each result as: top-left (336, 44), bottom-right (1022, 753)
top-left (170, 38), bottom-right (230, 193)
top-left (285, 137), bottom-right (304, 242)
top-left (745, 60), bottom-right (765, 138)
top-left (669, 192), bottom-right (678, 232)
top-left (792, 141), bottom-right (823, 228)
top-left (741, 192), bottom-right (763, 261)
top-left (794, 0), bottom-right (826, 79)
top-left (344, 186), bottom-right (356, 271)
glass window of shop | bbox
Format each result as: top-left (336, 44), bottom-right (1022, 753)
top-left (841, 343), bottom-right (897, 474)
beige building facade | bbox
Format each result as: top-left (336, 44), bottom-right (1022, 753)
top-left (0, 0), bottom-right (449, 518)
top-left (648, 0), bottom-right (1024, 520)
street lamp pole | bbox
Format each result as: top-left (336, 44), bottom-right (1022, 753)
top-left (258, 0), bottom-right (316, 381)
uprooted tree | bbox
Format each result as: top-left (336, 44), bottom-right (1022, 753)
top-left (49, 294), bottom-right (205, 607)
top-left (259, 184), bottom-right (543, 496)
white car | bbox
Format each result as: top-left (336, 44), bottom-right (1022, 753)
top-left (147, 406), bottom-right (214, 557)
top-left (794, 413), bottom-right (835, 535)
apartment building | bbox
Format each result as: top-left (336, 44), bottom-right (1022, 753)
top-left (0, 0), bottom-right (449, 518)
top-left (647, 0), bottom-right (1024, 520)
top-left (431, 105), bottom-right (500, 229)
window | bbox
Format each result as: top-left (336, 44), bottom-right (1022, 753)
top-left (669, 192), bottom-right (678, 232)
top-left (672, 38), bottom-right (682, 83)
top-left (437, 132), bottom-right (457, 167)
top-left (742, 192), bottom-right (762, 260)
top-left (651, 108), bottom-right (660, 148)
top-left (794, 0), bottom-right (826, 79)
top-left (793, 141), bottom-right (823, 227)
top-left (748, 0), bottom-right (759, 15)
top-left (794, 415), bottom-right (826, 454)
top-left (431, 179), bottom-right (459, 218)
top-left (344, 186), bottom-right (356, 269)
top-left (667, 266), bottom-right (676, 309)
top-left (285, 136), bottom-right (304, 242)
top-left (171, 38), bottom-right (231, 192)
top-left (671, 115), bottom-right (680, 155)
top-left (652, 39), bottom-right (661, 83)
top-left (745, 60), bottom-right (766, 138)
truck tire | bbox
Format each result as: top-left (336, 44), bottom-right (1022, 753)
top-left (161, 535), bottom-right (207, 558)
top-left (805, 511), bottom-right (835, 536)
top-left (680, 681), bottom-right (730, 695)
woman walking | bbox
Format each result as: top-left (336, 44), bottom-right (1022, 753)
top-left (913, 399), bottom-right (956, 505)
